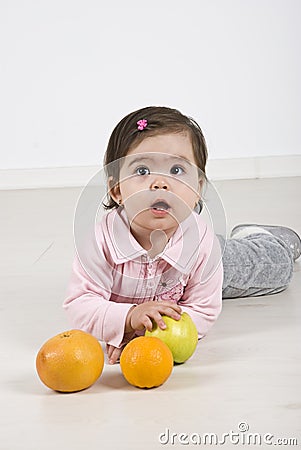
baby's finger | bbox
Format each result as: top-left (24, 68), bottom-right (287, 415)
top-left (109, 347), bottom-right (122, 365)
top-left (106, 344), bottom-right (114, 359)
top-left (151, 311), bottom-right (167, 330)
top-left (167, 308), bottom-right (182, 320)
top-left (157, 305), bottom-right (182, 321)
top-left (168, 302), bottom-right (182, 314)
top-left (144, 316), bottom-right (156, 332)
top-left (157, 300), bottom-right (182, 314)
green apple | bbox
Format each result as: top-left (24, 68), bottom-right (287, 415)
top-left (145, 312), bottom-right (198, 363)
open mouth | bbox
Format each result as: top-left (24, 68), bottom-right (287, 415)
top-left (150, 200), bottom-right (170, 211)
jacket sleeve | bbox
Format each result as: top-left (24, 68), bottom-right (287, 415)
top-left (63, 249), bottom-right (135, 348)
top-left (179, 232), bottom-right (223, 339)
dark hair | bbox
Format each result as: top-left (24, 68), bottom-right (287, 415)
top-left (103, 106), bottom-right (208, 209)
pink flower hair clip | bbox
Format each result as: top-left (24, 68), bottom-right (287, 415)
top-left (137, 119), bottom-right (148, 131)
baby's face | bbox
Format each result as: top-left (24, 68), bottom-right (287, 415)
top-left (114, 132), bottom-right (202, 240)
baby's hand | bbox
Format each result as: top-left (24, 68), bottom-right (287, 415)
top-left (106, 344), bottom-right (123, 365)
top-left (125, 301), bottom-right (182, 333)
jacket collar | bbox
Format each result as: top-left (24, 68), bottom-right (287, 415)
top-left (103, 208), bottom-right (206, 275)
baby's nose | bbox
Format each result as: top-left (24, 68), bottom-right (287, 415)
top-left (150, 178), bottom-right (169, 190)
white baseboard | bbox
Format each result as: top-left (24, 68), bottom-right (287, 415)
top-left (206, 155), bottom-right (301, 180)
top-left (0, 155), bottom-right (300, 190)
top-left (0, 166), bottom-right (98, 190)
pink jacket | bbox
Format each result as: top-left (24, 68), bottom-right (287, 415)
top-left (63, 208), bottom-right (223, 347)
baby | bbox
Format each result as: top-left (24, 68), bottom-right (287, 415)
top-left (63, 106), bottom-right (301, 364)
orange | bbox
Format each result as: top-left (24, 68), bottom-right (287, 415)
top-left (120, 336), bottom-right (173, 389)
top-left (36, 329), bottom-right (104, 392)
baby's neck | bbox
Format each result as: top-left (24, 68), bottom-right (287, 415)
top-left (131, 227), bottom-right (171, 259)
top-left (147, 230), bottom-right (169, 259)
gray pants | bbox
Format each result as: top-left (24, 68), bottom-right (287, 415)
top-left (218, 234), bottom-right (294, 298)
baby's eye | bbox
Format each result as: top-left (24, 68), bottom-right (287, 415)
top-left (135, 166), bottom-right (150, 176)
top-left (170, 165), bottom-right (185, 175)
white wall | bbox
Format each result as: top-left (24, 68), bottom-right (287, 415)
top-left (1, 0), bottom-right (300, 171)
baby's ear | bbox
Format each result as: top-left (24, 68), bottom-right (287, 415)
top-left (198, 176), bottom-right (205, 196)
top-left (107, 176), bottom-right (121, 203)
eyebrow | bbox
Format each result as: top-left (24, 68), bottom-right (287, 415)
top-left (126, 154), bottom-right (193, 168)
top-left (127, 157), bottom-right (152, 167)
